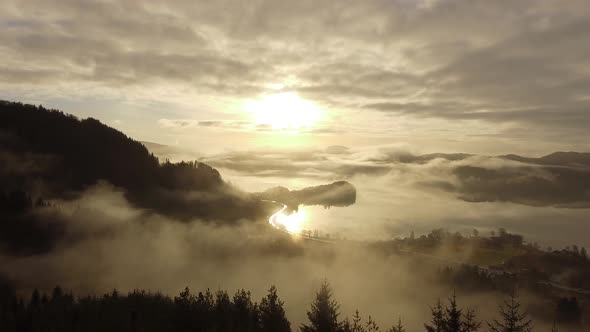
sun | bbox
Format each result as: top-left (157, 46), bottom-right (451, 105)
top-left (244, 91), bottom-right (321, 131)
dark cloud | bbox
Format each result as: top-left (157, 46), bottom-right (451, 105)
top-left (356, 18), bottom-right (590, 132)
top-left (198, 120), bottom-right (223, 127)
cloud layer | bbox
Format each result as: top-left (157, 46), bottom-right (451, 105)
top-left (204, 147), bottom-right (590, 208)
top-left (2, 0), bottom-right (590, 152)
top-left (179, 145), bottom-right (590, 249)
top-left (0, 182), bottom-right (561, 331)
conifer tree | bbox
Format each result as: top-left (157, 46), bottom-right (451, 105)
top-left (259, 285), bottom-right (291, 332)
top-left (174, 287), bottom-right (197, 332)
top-left (487, 295), bottom-right (532, 332)
top-left (389, 317), bottom-right (405, 332)
top-left (214, 290), bottom-right (232, 332)
top-left (425, 300), bottom-right (446, 332)
top-left (366, 315), bottom-right (380, 332)
top-left (341, 318), bottom-right (352, 332)
top-left (195, 289), bottom-right (214, 330)
top-left (301, 280), bottom-right (341, 332)
top-left (462, 309), bottom-right (481, 332)
top-left (233, 289), bottom-right (259, 332)
top-left (446, 294), bottom-right (463, 332)
top-left (351, 310), bottom-right (366, 332)
top-left (425, 296), bottom-right (480, 332)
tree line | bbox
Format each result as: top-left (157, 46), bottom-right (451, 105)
top-left (0, 279), bottom-right (572, 332)
top-left (0, 100), bottom-right (268, 225)
top-left (0, 101), bottom-right (273, 255)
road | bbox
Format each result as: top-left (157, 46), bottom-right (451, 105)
top-left (264, 200), bottom-right (335, 244)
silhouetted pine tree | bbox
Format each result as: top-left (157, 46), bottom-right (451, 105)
top-left (487, 295), bottom-right (532, 332)
top-left (446, 294), bottom-right (463, 332)
top-left (462, 309), bottom-right (481, 332)
top-left (388, 317), bottom-right (405, 332)
top-left (215, 290), bottom-right (233, 332)
top-left (425, 300), bottom-right (446, 332)
top-left (351, 310), bottom-right (366, 332)
top-left (425, 295), bottom-right (480, 332)
top-left (340, 310), bottom-right (365, 332)
top-left (341, 318), bottom-right (352, 332)
top-left (366, 315), bottom-right (379, 332)
top-left (233, 289), bottom-right (259, 332)
top-left (301, 281), bottom-right (341, 332)
top-left (259, 285), bottom-right (291, 332)
top-left (174, 287), bottom-right (197, 332)
top-left (195, 289), bottom-right (215, 331)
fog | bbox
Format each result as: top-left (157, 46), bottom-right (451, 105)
top-left (210, 147), bottom-right (590, 250)
top-left (1, 119), bottom-right (587, 330)
top-left (2, 0), bottom-right (590, 328)
top-left (0, 182), bottom-right (564, 331)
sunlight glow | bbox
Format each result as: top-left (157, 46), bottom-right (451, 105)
top-left (244, 92), bottom-right (321, 131)
top-left (275, 210), bottom-right (306, 234)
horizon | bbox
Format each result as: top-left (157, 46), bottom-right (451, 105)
top-left (1, 1), bottom-right (590, 331)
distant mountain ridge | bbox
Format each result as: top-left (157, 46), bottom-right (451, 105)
top-left (500, 152), bottom-right (590, 167)
top-left (373, 150), bottom-right (590, 168)
top-left (390, 152), bottom-right (590, 208)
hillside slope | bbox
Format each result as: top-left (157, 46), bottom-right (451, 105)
top-left (0, 101), bottom-right (265, 228)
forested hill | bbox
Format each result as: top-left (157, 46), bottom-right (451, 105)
top-left (0, 101), bottom-right (264, 223)
top-left (258, 181), bottom-right (357, 210)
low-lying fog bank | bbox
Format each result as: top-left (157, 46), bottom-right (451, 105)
top-left (0, 184), bottom-right (575, 331)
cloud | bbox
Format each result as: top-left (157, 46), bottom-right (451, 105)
top-left (199, 146), bottom-right (590, 208)
top-left (158, 119), bottom-right (199, 128)
top-left (158, 118), bottom-right (249, 130)
top-left (325, 145), bottom-right (350, 155)
top-left (0, 182), bottom-right (559, 330)
top-left (2, 0), bottom-right (590, 143)
top-left (202, 147), bottom-right (385, 181)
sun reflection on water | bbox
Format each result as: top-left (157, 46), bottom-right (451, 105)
top-left (275, 210), bottom-right (306, 234)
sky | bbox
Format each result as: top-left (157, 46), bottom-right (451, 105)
top-left (2, 0), bottom-right (590, 250)
top-left (2, 0), bottom-right (590, 156)
top-left (1, 3), bottom-right (590, 325)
